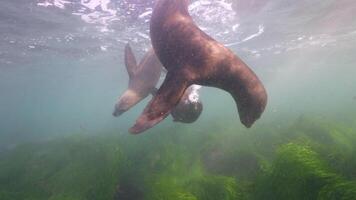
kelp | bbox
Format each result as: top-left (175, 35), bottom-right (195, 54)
top-left (1, 116), bottom-right (356, 199)
top-left (318, 180), bottom-right (356, 200)
top-left (253, 143), bottom-right (336, 200)
top-left (0, 135), bottom-right (124, 200)
top-left (186, 175), bottom-right (241, 200)
top-left (144, 172), bottom-right (242, 200)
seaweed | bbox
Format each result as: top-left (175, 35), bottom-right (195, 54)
top-left (186, 175), bottom-right (241, 200)
top-left (253, 143), bottom-right (337, 200)
top-left (318, 180), bottom-right (356, 200)
top-left (0, 134), bottom-right (124, 200)
top-left (1, 116), bottom-right (356, 199)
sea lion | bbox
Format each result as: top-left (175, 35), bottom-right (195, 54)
top-left (129, 0), bottom-right (267, 134)
top-left (112, 44), bottom-right (162, 117)
top-left (113, 43), bottom-right (203, 123)
top-left (152, 84), bottom-right (203, 123)
top-left (171, 85), bottom-right (203, 123)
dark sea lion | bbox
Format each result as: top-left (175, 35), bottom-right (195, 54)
top-left (113, 44), bottom-right (162, 117)
top-left (129, 0), bottom-right (268, 134)
top-left (152, 84), bottom-right (203, 123)
top-left (171, 85), bottom-right (203, 123)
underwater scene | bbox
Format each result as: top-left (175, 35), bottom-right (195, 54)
top-left (1, 0), bottom-right (356, 199)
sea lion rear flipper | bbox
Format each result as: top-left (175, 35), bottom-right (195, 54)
top-left (124, 43), bottom-right (138, 78)
top-left (129, 71), bottom-right (189, 134)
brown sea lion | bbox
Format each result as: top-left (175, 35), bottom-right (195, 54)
top-left (113, 44), bottom-right (162, 117)
top-left (129, 0), bottom-right (268, 134)
top-left (113, 43), bottom-right (203, 123)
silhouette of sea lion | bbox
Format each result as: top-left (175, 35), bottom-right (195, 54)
top-left (129, 0), bottom-right (267, 134)
top-left (171, 85), bottom-right (203, 123)
top-left (152, 85), bottom-right (203, 123)
top-left (113, 44), bottom-right (162, 117)
top-left (113, 43), bottom-right (203, 123)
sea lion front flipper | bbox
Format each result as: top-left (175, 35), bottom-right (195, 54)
top-left (129, 71), bottom-right (189, 134)
top-left (124, 43), bottom-right (138, 78)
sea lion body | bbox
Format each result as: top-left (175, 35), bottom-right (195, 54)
top-left (130, 0), bottom-right (267, 133)
top-left (127, 49), bottom-right (161, 96)
top-left (113, 44), bottom-right (161, 116)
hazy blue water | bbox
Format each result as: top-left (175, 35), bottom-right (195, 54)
top-left (1, 0), bottom-right (356, 148)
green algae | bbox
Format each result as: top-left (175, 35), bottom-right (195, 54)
top-left (318, 180), bottom-right (356, 200)
top-left (0, 135), bottom-right (124, 200)
top-left (1, 116), bottom-right (356, 200)
top-left (187, 175), bottom-right (241, 200)
top-left (253, 143), bottom-right (336, 200)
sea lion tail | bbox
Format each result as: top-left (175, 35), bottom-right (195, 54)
top-left (129, 71), bottom-right (189, 134)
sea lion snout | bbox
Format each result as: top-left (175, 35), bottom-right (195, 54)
top-left (240, 106), bottom-right (264, 128)
top-left (113, 102), bottom-right (127, 117)
top-left (237, 86), bottom-right (267, 128)
top-left (113, 90), bottom-right (142, 117)
top-left (240, 114), bottom-right (255, 128)
top-left (113, 103), bottom-right (127, 117)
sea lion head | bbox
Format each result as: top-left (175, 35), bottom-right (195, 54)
top-left (171, 85), bottom-right (203, 123)
top-left (171, 100), bottom-right (203, 123)
top-left (113, 89), bottom-right (142, 117)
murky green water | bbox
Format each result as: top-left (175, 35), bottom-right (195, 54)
top-left (0, 0), bottom-right (356, 199)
